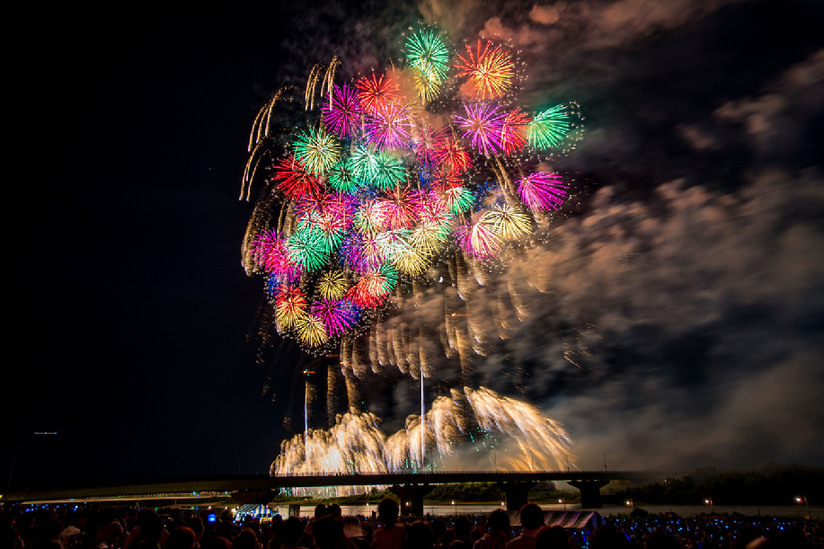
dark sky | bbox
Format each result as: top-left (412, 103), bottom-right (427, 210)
top-left (5, 0), bottom-right (824, 490)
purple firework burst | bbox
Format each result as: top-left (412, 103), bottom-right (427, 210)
top-left (323, 84), bottom-right (364, 138)
top-left (310, 298), bottom-right (360, 337)
top-left (454, 102), bottom-right (507, 156)
top-left (515, 171), bottom-right (568, 211)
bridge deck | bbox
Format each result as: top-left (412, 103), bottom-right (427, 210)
top-left (3, 471), bottom-right (651, 503)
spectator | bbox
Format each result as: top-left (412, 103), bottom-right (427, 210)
top-left (166, 527), bottom-right (197, 549)
top-left (507, 504), bottom-right (544, 549)
top-left (534, 527), bottom-right (572, 549)
top-left (312, 515), bottom-right (352, 549)
top-left (588, 525), bottom-right (630, 549)
top-left (236, 528), bottom-right (261, 549)
top-left (645, 531), bottom-right (680, 549)
top-left (473, 510), bottom-right (510, 549)
top-left (372, 498), bottom-right (405, 549)
top-left (406, 521), bottom-right (434, 549)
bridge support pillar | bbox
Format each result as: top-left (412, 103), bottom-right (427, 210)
top-left (568, 479), bottom-right (609, 509)
top-left (497, 481), bottom-right (536, 512)
top-left (389, 483), bottom-right (432, 517)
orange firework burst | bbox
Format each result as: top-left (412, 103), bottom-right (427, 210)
top-left (455, 40), bottom-right (515, 100)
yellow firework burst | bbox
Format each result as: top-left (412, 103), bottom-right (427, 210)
top-left (317, 270), bottom-right (348, 299)
top-left (481, 204), bottom-right (532, 240)
top-left (295, 314), bottom-right (329, 348)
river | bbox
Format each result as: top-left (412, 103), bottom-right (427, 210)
top-left (272, 502), bottom-right (823, 519)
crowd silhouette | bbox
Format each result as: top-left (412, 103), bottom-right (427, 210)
top-left (1, 497), bottom-right (819, 549)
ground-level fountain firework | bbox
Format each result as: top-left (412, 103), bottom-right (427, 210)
top-left (239, 25), bottom-right (583, 484)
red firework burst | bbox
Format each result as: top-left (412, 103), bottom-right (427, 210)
top-left (273, 155), bottom-right (325, 200)
top-left (356, 73), bottom-right (400, 113)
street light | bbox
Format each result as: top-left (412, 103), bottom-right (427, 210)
top-left (704, 497), bottom-right (714, 513)
top-left (452, 501), bottom-right (456, 516)
top-left (796, 495), bottom-right (810, 518)
top-left (625, 499), bottom-right (634, 511)
top-left (559, 498), bottom-right (566, 511)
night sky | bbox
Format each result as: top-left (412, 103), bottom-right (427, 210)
top-left (5, 0), bottom-right (823, 490)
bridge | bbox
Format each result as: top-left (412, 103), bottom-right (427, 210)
top-left (2, 471), bottom-right (653, 515)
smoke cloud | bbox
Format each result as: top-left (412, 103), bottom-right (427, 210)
top-left (267, 0), bottom-right (823, 472)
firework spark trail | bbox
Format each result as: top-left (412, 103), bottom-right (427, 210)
top-left (272, 386), bottom-right (574, 494)
top-left (240, 24), bottom-right (584, 478)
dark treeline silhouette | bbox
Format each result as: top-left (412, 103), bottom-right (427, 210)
top-left (609, 464), bottom-right (824, 506)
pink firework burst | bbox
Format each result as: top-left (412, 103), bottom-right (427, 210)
top-left (322, 83), bottom-right (363, 138)
top-left (273, 155), bottom-right (325, 200)
top-left (414, 189), bottom-right (453, 226)
top-left (340, 232), bottom-right (386, 273)
top-left (455, 220), bottom-right (502, 260)
top-left (364, 99), bottom-right (414, 150)
top-left (500, 108), bottom-right (531, 155)
top-left (340, 233), bottom-right (367, 273)
top-left (250, 229), bottom-right (303, 282)
top-left (378, 186), bottom-right (421, 230)
top-left (414, 125), bottom-right (447, 168)
top-left (516, 171), bottom-right (568, 211)
top-left (294, 192), bottom-right (357, 232)
top-left (454, 102), bottom-right (507, 156)
top-left (310, 298), bottom-right (360, 337)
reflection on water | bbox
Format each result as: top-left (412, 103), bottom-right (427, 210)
top-left (273, 503), bottom-right (822, 519)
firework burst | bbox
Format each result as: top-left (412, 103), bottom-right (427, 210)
top-left (310, 298), bottom-right (360, 337)
top-left (323, 84), bottom-right (363, 138)
top-left (500, 108), bottom-right (531, 155)
top-left (406, 28), bottom-right (450, 100)
top-left (454, 102), bottom-right (507, 156)
top-left (275, 285), bottom-right (308, 329)
top-left (516, 171), bottom-right (568, 211)
top-left (293, 127), bottom-right (340, 176)
top-left (364, 100), bottom-right (415, 150)
top-left (240, 24), bottom-right (584, 477)
top-left (456, 40), bottom-right (515, 100)
top-left (317, 270), bottom-right (349, 300)
top-left (528, 104), bottom-right (572, 149)
top-left (273, 156), bottom-right (324, 200)
top-left (356, 73), bottom-right (400, 113)
top-left (295, 313), bottom-right (329, 348)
